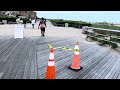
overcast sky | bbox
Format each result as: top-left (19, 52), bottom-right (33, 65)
top-left (35, 11), bottom-right (120, 24)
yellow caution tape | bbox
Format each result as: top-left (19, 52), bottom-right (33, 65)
top-left (61, 46), bottom-right (72, 50)
top-left (48, 44), bottom-right (79, 52)
top-left (54, 47), bottom-right (62, 49)
top-left (48, 44), bottom-right (72, 50)
top-left (74, 49), bottom-right (79, 52)
top-left (48, 44), bottom-right (53, 48)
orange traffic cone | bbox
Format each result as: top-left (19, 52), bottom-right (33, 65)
top-left (46, 48), bottom-right (56, 79)
top-left (68, 42), bottom-right (83, 71)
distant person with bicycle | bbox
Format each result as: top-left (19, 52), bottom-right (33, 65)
top-left (38, 17), bottom-right (46, 37)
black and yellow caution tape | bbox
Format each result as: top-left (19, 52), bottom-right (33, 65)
top-left (61, 46), bottom-right (72, 50)
top-left (48, 44), bottom-right (53, 49)
top-left (74, 49), bottom-right (79, 52)
top-left (48, 44), bottom-right (72, 51)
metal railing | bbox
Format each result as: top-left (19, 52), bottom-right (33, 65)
top-left (84, 27), bottom-right (120, 48)
top-left (86, 27), bottom-right (120, 40)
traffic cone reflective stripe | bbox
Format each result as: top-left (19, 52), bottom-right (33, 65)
top-left (48, 60), bottom-right (55, 66)
top-left (74, 51), bottom-right (79, 55)
top-left (46, 48), bottom-right (56, 79)
top-left (49, 53), bottom-right (54, 60)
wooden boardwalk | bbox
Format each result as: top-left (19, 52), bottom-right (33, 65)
top-left (0, 36), bottom-right (120, 79)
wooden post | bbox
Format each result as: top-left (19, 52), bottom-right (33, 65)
top-left (109, 31), bottom-right (112, 46)
top-left (110, 32), bottom-right (112, 41)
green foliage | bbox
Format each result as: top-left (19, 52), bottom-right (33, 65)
top-left (92, 23), bottom-right (120, 30)
top-left (111, 37), bottom-right (120, 43)
top-left (49, 19), bottom-right (91, 28)
top-left (90, 36), bottom-right (97, 41)
top-left (95, 34), bottom-right (105, 38)
top-left (97, 38), bottom-right (104, 45)
top-left (92, 37), bottom-right (118, 49)
top-left (110, 42), bottom-right (118, 49)
top-left (91, 23), bottom-right (120, 35)
top-left (97, 39), bottom-right (110, 46)
top-left (0, 16), bottom-right (31, 23)
top-left (0, 16), bottom-right (17, 22)
top-left (91, 24), bottom-right (120, 36)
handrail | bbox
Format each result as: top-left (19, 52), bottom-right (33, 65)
top-left (85, 27), bottom-right (120, 48)
top-left (87, 27), bottom-right (120, 33)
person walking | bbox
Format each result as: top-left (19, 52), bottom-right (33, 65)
top-left (38, 17), bottom-right (46, 37)
top-left (20, 18), bottom-right (23, 24)
top-left (23, 18), bottom-right (27, 28)
top-left (16, 17), bottom-right (20, 24)
top-left (31, 19), bottom-right (35, 29)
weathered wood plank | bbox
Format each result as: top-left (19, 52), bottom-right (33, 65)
top-left (83, 52), bottom-right (113, 79)
top-left (38, 44), bottom-right (100, 79)
top-left (56, 46), bottom-right (100, 79)
top-left (37, 38), bottom-right (76, 51)
top-left (105, 56), bottom-right (120, 79)
top-left (0, 36), bottom-right (120, 79)
top-left (15, 39), bottom-right (32, 79)
top-left (37, 37), bottom-right (68, 45)
top-left (65, 47), bottom-right (109, 79)
top-left (30, 39), bottom-right (38, 79)
top-left (0, 39), bottom-right (21, 62)
top-left (94, 55), bottom-right (117, 79)
top-left (37, 42), bottom-right (93, 69)
top-left (0, 72), bottom-right (4, 79)
top-left (115, 58), bottom-right (120, 79)
top-left (77, 49), bottom-right (110, 79)
top-left (98, 54), bottom-right (119, 79)
top-left (0, 38), bottom-right (28, 79)
top-left (59, 45), bottom-right (101, 79)
top-left (23, 38), bottom-right (38, 79)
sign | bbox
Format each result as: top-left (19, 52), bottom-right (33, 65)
top-left (15, 24), bottom-right (24, 38)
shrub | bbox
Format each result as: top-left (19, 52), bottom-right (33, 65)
top-left (104, 40), bottom-right (110, 45)
top-left (111, 37), bottom-right (120, 43)
top-left (97, 38), bottom-right (110, 46)
top-left (0, 16), bottom-right (17, 22)
top-left (90, 36), bottom-right (97, 41)
top-left (95, 34), bottom-right (106, 38)
top-left (92, 23), bottom-right (120, 30)
top-left (97, 39), bottom-right (105, 45)
top-left (49, 19), bottom-right (91, 28)
top-left (110, 42), bottom-right (118, 49)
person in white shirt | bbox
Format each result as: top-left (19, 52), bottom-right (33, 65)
top-left (31, 19), bottom-right (35, 29)
top-left (20, 18), bottom-right (23, 24)
top-left (16, 17), bottom-right (23, 24)
top-left (16, 17), bottom-right (20, 24)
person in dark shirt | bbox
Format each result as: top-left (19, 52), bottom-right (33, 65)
top-left (38, 17), bottom-right (46, 37)
top-left (23, 18), bottom-right (27, 28)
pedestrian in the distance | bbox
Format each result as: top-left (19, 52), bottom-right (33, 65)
top-left (23, 18), bottom-right (27, 28)
top-left (31, 19), bottom-right (35, 29)
top-left (20, 18), bottom-right (23, 24)
top-left (38, 17), bottom-right (46, 37)
top-left (16, 17), bottom-right (20, 24)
